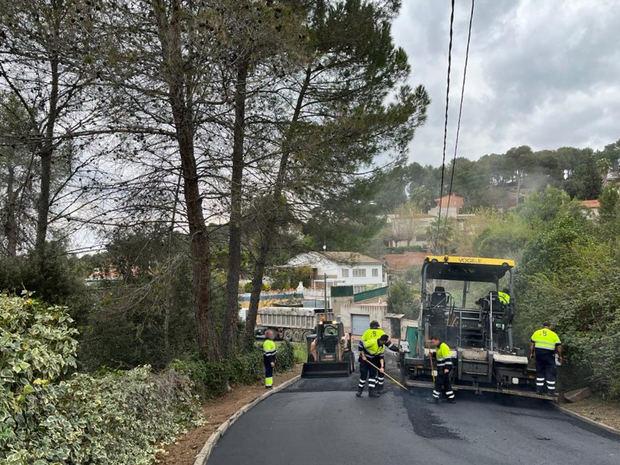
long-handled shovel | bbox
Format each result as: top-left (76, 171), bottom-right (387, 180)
top-left (363, 358), bottom-right (409, 392)
top-left (428, 350), bottom-right (436, 383)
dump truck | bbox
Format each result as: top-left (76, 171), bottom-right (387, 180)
top-left (254, 306), bottom-right (324, 342)
top-left (301, 319), bottom-right (355, 378)
top-left (400, 255), bottom-right (555, 400)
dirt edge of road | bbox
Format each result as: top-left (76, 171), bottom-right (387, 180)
top-left (155, 365), bottom-right (302, 465)
top-left (560, 396), bottom-right (620, 434)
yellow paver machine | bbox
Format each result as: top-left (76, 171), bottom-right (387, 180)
top-left (400, 255), bottom-right (556, 400)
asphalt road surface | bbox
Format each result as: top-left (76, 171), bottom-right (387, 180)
top-left (208, 366), bottom-right (619, 465)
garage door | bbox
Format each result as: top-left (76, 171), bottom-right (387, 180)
top-left (351, 314), bottom-right (370, 336)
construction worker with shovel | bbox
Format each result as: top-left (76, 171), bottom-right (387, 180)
top-left (357, 334), bottom-right (402, 398)
top-left (430, 335), bottom-right (455, 403)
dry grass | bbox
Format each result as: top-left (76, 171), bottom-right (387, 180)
top-left (562, 396), bottom-right (620, 431)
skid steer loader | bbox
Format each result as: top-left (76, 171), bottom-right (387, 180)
top-left (301, 319), bottom-right (355, 378)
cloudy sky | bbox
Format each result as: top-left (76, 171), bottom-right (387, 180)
top-left (392, 0), bottom-right (620, 166)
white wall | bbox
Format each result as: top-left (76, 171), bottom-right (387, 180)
top-left (335, 263), bottom-right (383, 286)
top-left (427, 206), bottom-right (459, 218)
top-left (337, 302), bottom-right (387, 334)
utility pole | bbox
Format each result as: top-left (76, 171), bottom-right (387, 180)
top-left (323, 273), bottom-right (328, 311)
top-left (516, 170), bottom-right (522, 207)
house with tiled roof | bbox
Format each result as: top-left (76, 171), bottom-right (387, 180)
top-left (427, 194), bottom-right (466, 218)
top-left (284, 251), bottom-right (384, 289)
top-left (580, 199), bottom-right (600, 218)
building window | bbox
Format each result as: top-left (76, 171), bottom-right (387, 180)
top-left (372, 268), bottom-right (379, 277)
top-left (342, 268), bottom-right (349, 278)
top-left (352, 268), bottom-right (366, 278)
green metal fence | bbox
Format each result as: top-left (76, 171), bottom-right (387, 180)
top-left (330, 286), bottom-right (354, 297)
top-left (353, 286), bottom-right (388, 302)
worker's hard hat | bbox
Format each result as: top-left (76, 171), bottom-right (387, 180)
top-left (370, 320), bottom-right (380, 329)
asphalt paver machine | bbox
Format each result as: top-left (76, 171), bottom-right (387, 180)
top-left (400, 255), bottom-right (555, 399)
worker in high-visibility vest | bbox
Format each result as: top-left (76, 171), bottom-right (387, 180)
top-left (357, 335), bottom-right (381, 398)
top-left (375, 334), bottom-right (402, 395)
top-left (361, 320), bottom-right (385, 342)
top-left (498, 289), bottom-right (511, 305)
top-left (530, 322), bottom-right (562, 396)
top-left (361, 321), bottom-right (387, 392)
top-left (357, 334), bottom-right (401, 397)
top-left (429, 335), bottom-right (455, 403)
top-left (263, 330), bottom-right (277, 389)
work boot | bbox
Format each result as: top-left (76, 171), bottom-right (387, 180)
top-left (355, 388), bottom-right (363, 398)
top-left (447, 397), bottom-right (456, 404)
top-left (369, 388), bottom-right (380, 398)
top-left (376, 384), bottom-right (384, 395)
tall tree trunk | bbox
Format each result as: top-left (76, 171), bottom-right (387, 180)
top-left (243, 65), bottom-right (312, 348)
top-left (244, 235), bottom-right (269, 349)
top-left (174, 105), bottom-right (217, 361)
top-left (154, 0), bottom-right (219, 361)
top-left (4, 165), bottom-right (18, 257)
top-left (35, 55), bottom-right (59, 258)
top-left (164, 173), bottom-right (182, 356)
top-left (224, 56), bottom-right (249, 355)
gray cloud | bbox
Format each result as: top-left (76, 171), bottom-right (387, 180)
top-left (393, 0), bottom-right (620, 165)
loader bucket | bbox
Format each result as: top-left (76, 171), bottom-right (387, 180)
top-left (301, 361), bottom-right (350, 378)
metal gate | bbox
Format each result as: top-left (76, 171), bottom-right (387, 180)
top-left (351, 314), bottom-right (370, 336)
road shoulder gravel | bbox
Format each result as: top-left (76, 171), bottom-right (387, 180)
top-left (558, 397), bottom-right (620, 435)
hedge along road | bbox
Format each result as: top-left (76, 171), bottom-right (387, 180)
top-left (206, 369), bottom-right (619, 465)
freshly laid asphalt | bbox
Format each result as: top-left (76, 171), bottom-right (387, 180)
top-left (207, 365), bottom-right (619, 465)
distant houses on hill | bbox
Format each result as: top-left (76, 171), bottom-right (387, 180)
top-left (385, 194), bottom-right (475, 250)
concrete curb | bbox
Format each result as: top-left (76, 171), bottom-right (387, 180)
top-left (556, 404), bottom-right (620, 436)
top-left (193, 375), bottom-right (301, 465)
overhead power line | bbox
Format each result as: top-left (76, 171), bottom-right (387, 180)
top-left (446, 0), bottom-right (475, 218)
top-left (434, 0), bottom-right (456, 252)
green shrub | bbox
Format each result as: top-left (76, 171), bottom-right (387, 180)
top-left (172, 342), bottom-right (297, 399)
top-left (292, 342), bottom-right (308, 364)
top-left (170, 357), bottom-right (230, 399)
top-left (172, 347), bottom-right (265, 400)
top-left (0, 294), bottom-right (202, 464)
top-left (270, 266), bottom-right (313, 290)
top-left (0, 244), bottom-right (88, 305)
top-left (229, 349), bottom-right (263, 384)
top-left (242, 282), bottom-right (271, 293)
top-left (3, 366), bottom-right (201, 465)
top-left (0, 293), bottom-right (79, 392)
top-left (275, 340), bottom-right (296, 372)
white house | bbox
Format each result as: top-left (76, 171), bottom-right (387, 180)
top-left (284, 251), bottom-right (385, 289)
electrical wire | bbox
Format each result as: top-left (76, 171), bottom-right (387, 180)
top-left (445, 0), bottom-right (475, 220)
top-left (434, 0), bottom-right (456, 252)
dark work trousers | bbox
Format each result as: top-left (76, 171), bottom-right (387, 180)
top-left (433, 367), bottom-right (454, 399)
top-left (264, 358), bottom-right (274, 388)
top-left (535, 349), bottom-right (557, 392)
top-left (358, 357), bottom-right (378, 391)
top-left (376, 356), bottom-right (385, 388)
